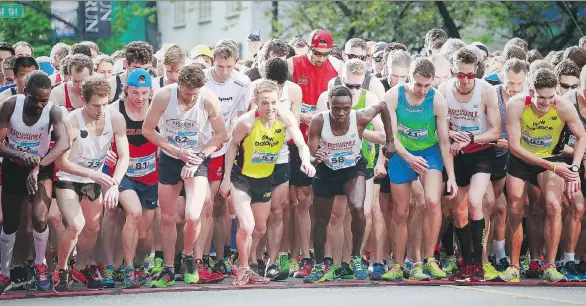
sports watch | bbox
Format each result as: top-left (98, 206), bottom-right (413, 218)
top-left (570, 165), bottom-right (580, 173)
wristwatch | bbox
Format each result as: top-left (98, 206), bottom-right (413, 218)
top-left (467, 132), bottom-right (475, 144)
top-left (196, 152), bottom-right (208, 159)
top-left (570, 165), bottom-right (580, 172)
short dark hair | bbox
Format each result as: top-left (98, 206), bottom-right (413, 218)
top-left (331, 45), bottom-right (344, 61)
top-left (526, 49), bottom-right (543, 63)
top-left (531, 68), bottom-right (557, 90)
top-left (263, 58), bottom-right (289, 85)
top-left (288, 37), bottom-right (308, 48)
top-left (554, 59), bottom-right (580, 79)
top-left (0, 42), bottom-right (15, 55)
top-left (453, 47), bottom-right (478, 66)
top-left (503, 58), bottom-right (529, 75)
top-left (258, 39), bottom-right (289, 61)
top-left (563, 46), bottom-right (586, 70)
top-left (70, 43), bottom-right (93, 58)
top-left (124, 41), bottom-right (154, 65)
top-left (82, 76), bottom-right (111, 102)
top-left (2, 56), bottom-right (16, 69)
top-left (24, 70), bottom-right (51, 93)
top-left (329, 85), bottom-right (352, 102)
top-left (68, 54), bottom-right (94, 74)
top-left (383, 42), bottom-right (408, 61)
top-left (178, 64), bottom-right (205, 88)
top-left (286, 45), bottom-right (296, 59)
top-left (504, 46), bottom-right (526, 61)
top-left (14, 56), bottom-right (39, 75)
top-left (504, 37), bottom-right (528, 53)
top-left (425, 28), bottom-right (448, 51)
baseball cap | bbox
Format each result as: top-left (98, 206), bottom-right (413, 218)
top-left (190, 44), bottom-right (213, 59)
top-left (310, 29), bottom-right (333, 49)
top-left (126, 68), bottom-right (152, 88)
top-left (471, 41), bottom-right (489, 56)
top-left (372, 42), bottom-right (387, 57)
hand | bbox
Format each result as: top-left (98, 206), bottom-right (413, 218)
top-left (300, 114), bottom-right (313, 125)
top-left (105, 150), bottom-right (118, 168)
top-left (566, 179), bottom-right (581, 200)
top-left (452, 131), bottom-right (471, 143)
top-left (407, 154), bottom-right (429, 175)
top-left (314, 148), bottom-right (327, 164)
top-left (178, 148), bottom-right (201, 166)
top-left (103, 185), bottom-right (120, 209)
top-left (20, 152), bottom-right (40, 168)
top-left (450, 142), bottom-right (467, 156)
top-left (26, 166), bottom-right (40, 195)
top-left (219, 178), bottom-right (232, 198)
top-left (374, 162), bottom-right (387, 179)
top-left (382, 141), bottom-right (396, 159)
top-left (300, 160), bottom-right (316, 178)
top-left (555, 163), bottom-right (579, 181)
top-left (90, 171), bottom-right (117, 189)
top-left (180, 165), bottom-right (199, 179)
top-left (496, 139), bottom-right (508, 150)
top-left (445, 177), bottom-right (458, 200)
top-left (248, 40), bottom-right (262, 55)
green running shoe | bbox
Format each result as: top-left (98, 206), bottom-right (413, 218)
top-left (483, 262), bottom-right (500, 281)
top-left (382, 264), bottom-right (403, 281)
top-left (519, 257), bottom-right (530, 275)
top-left (543, 265), bottom-right (567, 282)
top-left (150, 267), bottom-right (175, 288)
top-left (350, 256), bottom-right (368, 280)
top-left (441, 256), bottom-right (458, 274)
top-left (303, 264), bottom-right (326, 283)
top-left (409, 263), bottom-right (431, 281)
top-left (499, 266), bottom-right (520, 283)
top-left (182, 255), bottom-right (199, 284)
top-left (340, 262), bottom-right (354, 279)
top-left (424, 257), bottom-right (446, 279)
top-left (322, 264), bottom-right (341, 281)
top-left (289, 259), bottom-right (300, 277)
top-left (279, 253), bottom-right (289, 272)
top-left (151, 257), bottom-right (164, 276)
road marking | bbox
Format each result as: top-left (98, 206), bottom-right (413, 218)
top-left (444, 285), bottom-right (586, 305)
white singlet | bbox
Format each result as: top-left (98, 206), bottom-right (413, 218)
top-left (277, 82), bottom-right (291, 164)
top-left (56, 108), bottom-right (113, 183)
top-left (161, 83), bottom-right (212, 158)
top-left (319, 110), bottom-right (363, 170)
top-left (446, 79), bottom-right (488, 136)
top-left (205, 68), bottom-right (250, 158)
top-left (8, 94), bottom-right (53, 163)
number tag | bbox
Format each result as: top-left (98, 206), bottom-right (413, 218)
top-left (79, 155), bottom-right (106, 171)
top-left (251, 150), bottom-right (278, 164)
top-left (127, 153), bottom-right (157, 177)
top-left (324, 151), bottom-right (355, 170)
top-left (168, 131), bottom-right (198, 148)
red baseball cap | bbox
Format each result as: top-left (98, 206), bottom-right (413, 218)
top-left (310, 29), bottom-right (333, 49)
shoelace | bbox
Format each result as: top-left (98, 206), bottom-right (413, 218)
top-left (36, 265), bottom-right (48, 280)
top-left (529, 261), bottom-right (541, 271)
top-left (104, 268), bottom-right (115, 280)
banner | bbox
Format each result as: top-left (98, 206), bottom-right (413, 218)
top-left (51, 1), bottom-right (78, 38)
top-left (82, 1), bottom-right (112, 39)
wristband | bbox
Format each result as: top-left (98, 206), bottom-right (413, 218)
top-left (467, 132), bottom-right (475, 144)
top-left (553, 162), bottom-right (557, 173)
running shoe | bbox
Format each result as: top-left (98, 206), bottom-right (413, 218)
top-left (71, 266), bottom-right (103, 290)
top-left (202, 255), bottom-right (211, 269)
top-left (340, 262), bottom-right (354, 279)
top-left (9, 266), bottom-right (28, 289)
top-left (257, 259), bottom-right (266, 277)
top-left (370, 263), bottom-right (385, 280)
top-left (524, 260), bottom-right (543, 279)
top-left (0, 274), bottom-right (12, 294)
top-left (381, 264), bottom-right (403, 281)
top-left (578, 260), bottom-right (586, 275)
top-left (543, 264), bottom-right (567, 282)
top-left (151, 267), bottom-right (175, 288)
top-left (211, 260), bottom-right (227, 275)
top-left (278, 253), bottom-right (289, 273)
top-left (424, 257), bottom-right (446, 280)
top-left (134, 267), bottom-right (148, 287)
top-left (52, 269), bottom-right (69, 292)
top-left (440, 256), bottom-right (457, 274)
top-left (293, 258), bottom-right (313, 278)
top-left (469, 264), bottom-right (484, 282)
top-left (90, 263), bottom-right (104, 281)
top-left (151, 257), bottom-right (164, 277)
top-left (143, 254), bottom-right (155, 273)
top-left (499, 265), bottom-right (520, 283)
top-left (28, 263), bottom-right (51, 291)
top-left (519, 257), bottom-right (530, 275)
top-left (265, 263), bottom-right (288, 281)
top-left (232, 266), bottom-right (251, 286)
top-left (249, 266), bottom-right (270, 284)
top-left (101, 265), bottom-right (116, 288)
top-left (351, 256), bottom-right (368, 280)
top-left (560, 261), bottom-right (581, 282)
top-left (288, 259), bottom-right (300, 277)
top-left (196, 259), bottom-right (224, 284)
top-left (496, 257), bottom-right (510, 272)
top-left (122, 267), bottom-right (142, 289)
top-left (409, 263), bottom-right (431, 281)
top-left (488, 255), bottom-right (497, 270)
top-left (303, 264), bottom-right (327, 283)
top-left (449, 265), bottom-right (470, 282)
top-left (182, 255), bottom-right (199, 284)
top-left (483, 262), bottom-right (500, 281)
top-left (322, 264), bottom-right (342, 281)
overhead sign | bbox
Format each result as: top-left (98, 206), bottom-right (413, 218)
top-left (0, 4), bottom-right (23, 18)
top-left (82, 1), bottom-right (112, 38)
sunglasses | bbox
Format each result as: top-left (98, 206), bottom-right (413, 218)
top-left (311, 48), bottom-right (331, 57)
top-left (346, 53), bottom-right (367, 61)
top-left (559, 82), bottom-right (579, 90)
top-left (345, 83), bottom-right (361, 91)
top-left (373, 56), bottom-right (384, 63)
top-left (456, 72), bottom-right (476, 80)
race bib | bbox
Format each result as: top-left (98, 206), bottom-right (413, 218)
top-left (522, 132), bottom-right (552, 147)
top-left (78, 155), bottom-right (106, 171)
top-left (8, 139), bottom-right (40, 156)
top-left (325, 151), bottom-right (356, 170)
top-left (398, 123), bottom-right (429, 140)
top-left (168, 131), bottom-right (198, 148)
top-left (251, 150), bottom-right (279, 164)
top-left (127, 153), bottom-right (156, 177)
top-left (301, 103), bottom-right (317, 114)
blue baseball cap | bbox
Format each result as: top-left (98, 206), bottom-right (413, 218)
top-left (38, 61), bottom-right (54, 76)
top-left (126, 68), bottom-right (152, 88)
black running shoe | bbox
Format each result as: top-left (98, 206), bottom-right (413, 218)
top-left (53, 269), bottom-right (69, 292)
top-left (211, 260), bottom-right (227, 275)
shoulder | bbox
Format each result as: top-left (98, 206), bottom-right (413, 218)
top-left (555, 95), bottom-right (575, 112)
top-left (506, 94), bottom-right (527, 112)
top-left (310, 112), bottom-right (325, 125)
top-left (383, 85), bottom-right (399, 102)
top-left (109, 106), bottom-right (125, 122)
top-left (65, 109), bottom-right (80, 128)
top-left (437, 79), bottom-right (452, 95)
top-left (232, 70), bottom-right (251, 87)
top-left (152, 85), bottom-right (172, 102)
top-left (0, 95), bottom-right (17, 115)
top-left (109, 100), bottom-right (121, 111)
top-left (365, 90), bottom-right (378, 102)
top-left (287, 81), bottom-right (302, 96)
top-left (238, 111), bottom-right (256, 128)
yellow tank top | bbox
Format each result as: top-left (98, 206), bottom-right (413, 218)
top-left (520, 96), bottom-right (565, 158)
top-left (235, 112), bottom-right (286, 178)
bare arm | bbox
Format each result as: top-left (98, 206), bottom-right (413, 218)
top-left (110, 110), bottom-right (129, 183)
top-left (222, 113), bottom-right (253, 180)
top-left (361, 92), bottom-right (385, 144)
top-left (474, 84), bottom-right (501, 144)
top-left (142, 89), bottom-right (181, 157)
top-left (0, 99), bottom-right (23, 160)
top-left (38, 105), bottom-right (70, 166)
top-left (280, 109), bottom-right (311, 164)
top-left (557, 98), bottom-right (586, 166)
top-left (108, 74), bottom-right (119, 102)
top-left (433, 92), bottom-right (455, 180)
top-left (202, 95), bottom-right (228, 156)
top-left (382, 89), bottom-right (410, 160)
top-left (307, 114), bottom-right (325, 162)
top-left (356, 101), bottom-right (393, 146)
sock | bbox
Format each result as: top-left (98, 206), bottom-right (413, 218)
top-left (154, 250), bottom-right (164, 260)
top-left (455, 224), bottom-right (473, 266)
top-left (442, 221), bottom-right (455, 256)
top-left (564, 252), bottom-right (575, 263)
top-left (0, 230), bottom-right (16, 276)
top-left (33, 227), bottom-right (49, 265)
top-left (493, 240), bottom-right (506, 260)
top-left (224, 246), bottom-right (231, 258)
top-left (470, 219), bottom-right (485, 265)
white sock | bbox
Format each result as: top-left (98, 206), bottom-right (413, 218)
top-left (494, 240), bottom-right (506, 260)
top-left (33, 227), bottom-right (49, 265)
top-left (564, 252), bottom-right (575, 263)
top-left (0, 230), bottom-right (16, 277)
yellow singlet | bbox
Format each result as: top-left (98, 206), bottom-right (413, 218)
top-left (235, 112), bottom-right (286, 178)
top-left (520, 96), bottom-right (565, 158)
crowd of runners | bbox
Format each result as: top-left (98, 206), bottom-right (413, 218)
top-left (1, 27), bottom-right (586, 294)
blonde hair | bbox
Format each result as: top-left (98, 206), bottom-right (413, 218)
top-left (163, 45), bottom-right (186, 66)
top-left (344, 58), bottom-right (366, 75)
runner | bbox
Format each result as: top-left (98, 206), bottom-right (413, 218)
top-left (429, 54), bottom-right (451, 88)
top-left (49, 43), bottom-right (70, 86)
top-left (50, 54), bottom-right (94, 112)
top-left (0, 71), bottom-right (69, 293)
top-left (0, 56), bottom-right (39, 101)
top-left (371, 42), bottom-right (387, 78)
top-left (303, 85), bottom-right (395, 283)
top-left (554, 59), bottom-right (580, 96)
top-left (108, 41), bottom-right (153, 102)
top-left (53, 76), bottom-right (129, 291)
top-left (382, 57), bottom-right (457, 281)
top-left (425, 29), bottom-right (448, 57)
top-left (93, 54), bottom-right (114, 80)
top-left (245, 38), bottom-right (289, 82)
top-left (437, 47), bottom-right (501, 282)
top-left (249, 58), bottom-right (302, 280)
top-left (500, 68), bottom-right (585, 283)
top-left (219, 79), bottom-right (314, 285)
top-left (379, 50), bottom-right (411, 92)
top-left (289, 38), bottom-right (310, 57)
top-left (287, 29), bottom-right (341, 277)
top-left (152, 45), bottom-right (186, 92)
top-left (190, 45), bottom-right (213, 69)
top-left (1, 56), bottom-right (16, 87)
top-left (142, 63), bottom-right (227, 287)
top-left (13, 41), bottom-right (33, 58)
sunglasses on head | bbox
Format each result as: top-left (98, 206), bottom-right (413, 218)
top-left (456, 72), bottom-right (476, 80)
top-left (345, 83), bottom-right (361, 91)
top-left (311, 48), bottom-right (331, 57)
top-left (559, 82), bottom-right (579, 90)
top-left (346, 53), bottom-right (367, 61)
top-left (373, 56), bottom-right (384, 63)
